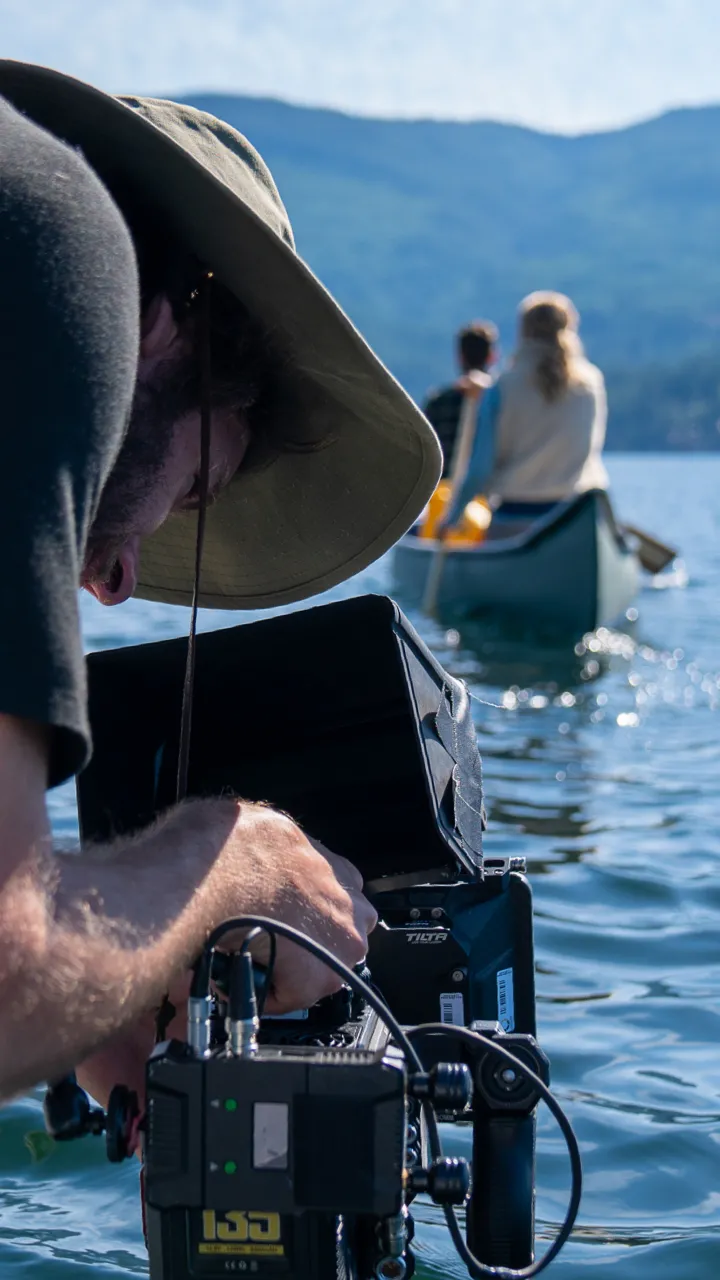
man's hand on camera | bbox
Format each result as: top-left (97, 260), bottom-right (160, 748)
top-left (206, 804), bottom-right (377, 1013)
top-left (75, 801), bottom-right (376, 1108)
top-left (262, 835), bottom-right (377, 1014)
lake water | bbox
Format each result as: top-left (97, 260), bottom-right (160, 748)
top-left (2, 454), bottom-right (719, 1279)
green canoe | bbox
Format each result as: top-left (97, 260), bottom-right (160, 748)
top-left (391, 489), bottom-right (641, 637)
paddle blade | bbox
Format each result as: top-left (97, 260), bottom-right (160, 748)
top-left (622, 524), bottom-right (677, 574)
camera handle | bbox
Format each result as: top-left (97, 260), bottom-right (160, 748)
top-left (407, 1020), bottom-right (549, 1272)
top-left (469, 1025), bottom-right (550, 1270)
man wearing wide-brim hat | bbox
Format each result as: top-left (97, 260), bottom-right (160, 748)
top-left (0, 62), bottom-right (440, 1100)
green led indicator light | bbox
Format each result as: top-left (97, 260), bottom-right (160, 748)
top-left (224, 1099), bottom-right (238, 1112)
top-left (224, 1160), bottom-right (237, 1175)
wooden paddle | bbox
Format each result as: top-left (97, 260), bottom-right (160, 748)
top-left (621, 523), bottom-right (678, 574)
top-left (422, 380), bottom-right (484, 615)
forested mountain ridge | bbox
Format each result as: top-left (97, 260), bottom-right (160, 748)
top-left (186, 92), bottom-right (720, 449)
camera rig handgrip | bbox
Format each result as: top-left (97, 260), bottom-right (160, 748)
top-left (469, 1027), bottom-right (550, 1270)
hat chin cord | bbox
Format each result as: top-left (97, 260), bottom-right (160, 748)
top-left (154, 270), bottom-right (213, 1045)
top-left (175, 271), bottom-right (213, 804)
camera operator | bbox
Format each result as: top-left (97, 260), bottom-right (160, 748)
top-left (0, 63), bottom-right (440, 1103)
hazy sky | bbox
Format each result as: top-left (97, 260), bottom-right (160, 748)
top-left (3, 0), bottom-right (720, 133)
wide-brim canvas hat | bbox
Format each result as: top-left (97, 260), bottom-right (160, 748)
top-left (0, 60), bottom-right (441, 609)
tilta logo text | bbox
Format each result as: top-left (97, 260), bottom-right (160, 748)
top-left (406, 932), bottom-right (448, 944)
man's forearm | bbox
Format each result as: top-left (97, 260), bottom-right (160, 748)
top-left (0, 797), bottom-right (240, 1099)
top-left (0, 712), bottom-right (374, 1101)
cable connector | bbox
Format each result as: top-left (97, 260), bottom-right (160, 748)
top-left (187, 994), bottom-right (213, 1058)
top-left (226, 950), bottom-right (259, 1056)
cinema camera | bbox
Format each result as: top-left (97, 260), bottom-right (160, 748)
top-left (44, 596), bottom-right (581, 1279)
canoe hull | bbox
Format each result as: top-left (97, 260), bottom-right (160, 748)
top-left (391, 490), bottom-right (640, 636)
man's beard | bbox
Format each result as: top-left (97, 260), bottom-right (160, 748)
top-left (83, 358), bottom-right (199, 579)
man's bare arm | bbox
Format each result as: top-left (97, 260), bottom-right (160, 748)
top-left (0, 713), bottom-right (376, 1099)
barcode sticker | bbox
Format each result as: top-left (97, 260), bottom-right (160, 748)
top-left (497, 967), bottom-right (515, 1031)
top-left (440, 992), bottom-right (465, 1025)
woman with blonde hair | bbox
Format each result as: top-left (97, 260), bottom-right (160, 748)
top-left (441, 290), bottom-right (609, 534)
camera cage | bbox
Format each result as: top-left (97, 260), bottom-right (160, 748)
top-left (72, 594), bottom-right (555, 1276)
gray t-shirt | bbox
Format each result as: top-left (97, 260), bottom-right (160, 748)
top-left (0, 97), bottom-right (139, 785)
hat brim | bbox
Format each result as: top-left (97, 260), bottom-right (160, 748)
top-left (0, 60), bottom-right (441, 608)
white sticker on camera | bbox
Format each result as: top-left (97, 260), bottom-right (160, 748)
top-left (497, 967), bottom-right (515, 1031)
top-left (440, 992), bottom-right (465, 1025)
top-left (253, 1102), bottom-right (289, 1170)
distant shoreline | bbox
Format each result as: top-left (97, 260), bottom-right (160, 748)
top-left (186, 92), bottom-right (720, 453)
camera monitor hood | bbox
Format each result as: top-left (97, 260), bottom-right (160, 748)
top-left (78, 594), bottom-right (485, 885)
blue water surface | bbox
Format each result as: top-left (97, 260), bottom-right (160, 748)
top-left (4, 454), bottom-right (720, 1279)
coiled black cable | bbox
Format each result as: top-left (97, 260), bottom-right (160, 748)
top-left (195, 916), bottom-right (424, 1072)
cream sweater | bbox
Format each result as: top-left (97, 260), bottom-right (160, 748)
top-left (487, 346), bottom-right (609, 502)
